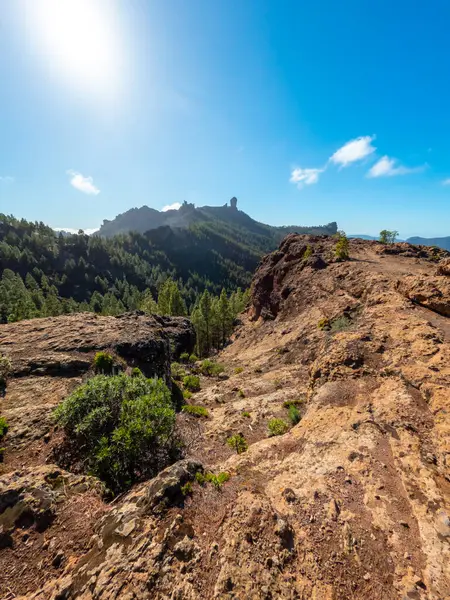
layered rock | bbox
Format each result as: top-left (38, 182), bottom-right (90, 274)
top-left (0, 312), bottom-right (195, 451)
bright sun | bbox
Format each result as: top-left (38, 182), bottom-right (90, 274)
top-left (22, 0), bottom-right (123, 98)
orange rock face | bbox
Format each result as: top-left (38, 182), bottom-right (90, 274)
top-left (2, 237), bottom-right (450, 600)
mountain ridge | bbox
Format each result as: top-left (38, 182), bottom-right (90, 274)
top-left (97, 198), bottom-right (338, 241)
top-left (406, 235), bottom-right (450, 250)
top-left (0, 206), bottom-right (336, 325)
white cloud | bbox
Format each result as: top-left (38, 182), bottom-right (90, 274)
top-left (54, 227), bottom-right (98, 235)
top-left (0, 176), bottom-right (14, 183)
top-left (290, 167), bottom-right (324, 188)
top-left (330, 135), bottom-right (376, 167)
top-left (67, 170), bottom-right (100, 195)
top-left (367, 156), bottom-right (424, 178)
top-left (161, 202), bottom-right (182, 212)
top-left (442, 178), bottom-right (450, 186)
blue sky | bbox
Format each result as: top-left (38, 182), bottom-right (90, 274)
top-left (1, 0), bottom-right (450, 237)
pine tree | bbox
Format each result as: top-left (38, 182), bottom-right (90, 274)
top-left (198, 290), bottom-right (212, 354)
top-left (157, 280), bottom-right (172, 315)
top-left (190, 305), bottom-right (206, 356)
top-left (210, 296), bottom-right (221, 350)
top-left (169, 282), bottom-right (187, 316)
top-left (335, 231), bottom-right (349, 261)
top-left (90, 291), bottom-right (104, 313)
top-left (42, 285), bottom-right (62, 317)
top-left (218, 288), bottom-right (232, 347)
top-left (0, 270), bottom-right (37, 321)
top-left (140, 289), bottom-right (158, 314)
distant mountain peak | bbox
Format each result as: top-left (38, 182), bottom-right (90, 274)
top-left (97, 200), bottom-right (336, 239)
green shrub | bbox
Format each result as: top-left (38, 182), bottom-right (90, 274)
top-left (335, 232), bottom-right (349, 261)
top-left (181, 404), bottom-right (209, 417)
top-left (205, 471), bottom-right (230, 489)
top-left (303, 245), bottom-right (313, 260)
top-left (93, 351), bottom-right (114, 374)
top-left (0, 355), bottom-right (11, 384)
top-left (317, 317), bottom-right (330, 330)
top-left (181, 482), bottom-right (193, 496)
top-left (131, 367), bottom-right (143, 377)
top-left (330, 315), bottom-right (352, 333)
top-left (179, 352), bottom-right (190, 363)
top-left (237, 389), bottom-right (245, 398)
top-left (287, 404), bottom-right (301, 425)
top-left (171, 362), bottom-right (186, 380)
top-left (183, 389), bottom-right (193, 400)
top-left (54, 374), bottom-right (176, 494)
top-left (268, 418), bottom-right (289, 437)
top-left (199, 359), bottom-right (225, 376)
top-left (195, 471), bottom-right (206, 485)
top-left (242, 411), bottom-right (251, 418)
top-left (318, 315), bottom-right (351, 333)
top-left (226, 433), bottom-right (248, 454)
top-left (234, 367), bottom-right (244, 375)
top-left (254, 367), bottom-right (263, 374)
top-left (189, 354), bottom-right (199, 363)
top-left (0, 417), bottom-right (8, 439)
top-left (183, 375), bottom-right (201, 392)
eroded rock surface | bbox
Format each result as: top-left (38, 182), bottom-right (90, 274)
top-left (0, 312), bottom-right (195, 450)
top-left (2, 237), bottom-right (450, 599)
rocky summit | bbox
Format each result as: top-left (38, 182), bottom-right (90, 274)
top-left (1, 236), bottom-right (450, 599)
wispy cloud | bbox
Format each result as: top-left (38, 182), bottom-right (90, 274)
top-left (290, 135), bottom-right (376, 190)
top-left (67, 170), bottom-right (100, 195)
top-left (0, 176), bottom-right (14, 183)
top-left (290, 134), bottom-right (427, 190)
top-left (290, 167), bottom-right (324, 188)
top-left (442, 178), bottom-right (450, 186)
top-left (54, 227), bottom-right (98, 235)
top-left (367, 156), bottom-right (425, 178)
top-left (161, 202), bottom-right (181, 212)
top-left (330, 135), bottom-right (376, 167)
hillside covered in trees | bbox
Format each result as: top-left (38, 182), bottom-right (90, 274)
top-left (0, 209), bottom-right (335, 353)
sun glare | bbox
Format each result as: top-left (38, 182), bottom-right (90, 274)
top-left (22, 0), bottom-right (123, 99)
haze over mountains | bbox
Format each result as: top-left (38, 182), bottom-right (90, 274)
top-left (350, 233), bottom-right (450, 249)
top-left (406, 235), bottom-right (450, 251)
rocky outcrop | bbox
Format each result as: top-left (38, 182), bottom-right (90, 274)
top-left (22, 460), bottom-right (202, 600)
top-left (0, 466), bottom-right (107, 597)
top-left (250, 234), bottom-right (331, 320)
top-left (0, 312), bottom-right (195, 450)
top-left (3, 237), bottom-right (450, 599)
top-left (0, 466), bottom-right (102, 540)
top-left (397, 275), bottom-right (450, 316)
top-left (218, 236), bottom-right (450, 599)
top-left (0, 312), bottom-right (196, 598)
top-left (0, 311), bottom-right (195, 379)
top-left (436, 257), bottom-right (450, 276)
